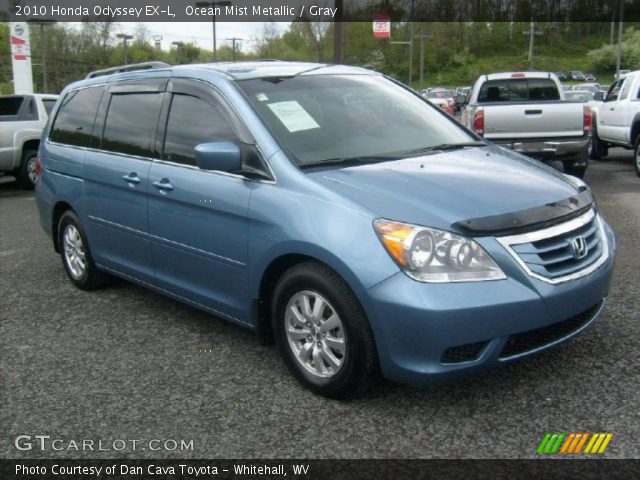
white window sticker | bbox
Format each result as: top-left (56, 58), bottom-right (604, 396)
top-left (266, 101), bottom-right (320, 133)
top-left (256, 93), bottom-right (269, 102)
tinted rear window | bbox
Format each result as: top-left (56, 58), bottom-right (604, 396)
top-left (50, 87), bottom-right (103, 147)
top-left (0, 96), bottom-right (25, 116)
top-left (102, 93), bottom-right (163, 158)
top-left (478, 78), bottom-right (560, 102)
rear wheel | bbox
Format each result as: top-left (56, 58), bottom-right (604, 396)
top-left (58, 210), bottom-right (110, 290)
top-left (563, 151), bottom-right (588, 178)
top-left (272, 261), bottom-right (379, 399)
top-left (16, 149), bottom-right (38, 189)
top-left (588, 124), bottom-right (608, 160)
top-left (634, 136), bottom-right (640, 177)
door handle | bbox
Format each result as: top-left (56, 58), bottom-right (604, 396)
top-left (525, 109), bottom-right (543, 115)
top-left (122, 172), bottom-right (141, 185)
top-left (152, 179), bottom-right (174, 192)
top-left (610, 107), bottom-right (615, 111)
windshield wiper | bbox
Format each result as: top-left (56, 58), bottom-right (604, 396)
top-left (299, 154), bottom-right (399, 170)
top-left (398, 141), bottom-right (487, 157)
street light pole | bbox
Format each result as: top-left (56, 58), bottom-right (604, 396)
top-left (116, 33), bottom-right (134, 64)
top-left (196, 1), bottom-right (232, 61)
top-left (27, 19), bottom-right (56, 93)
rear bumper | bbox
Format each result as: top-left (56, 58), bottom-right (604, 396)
top-left (489, 136), bottom-right (589, 159)
top-left (361, 219), bottom-right (616, 387)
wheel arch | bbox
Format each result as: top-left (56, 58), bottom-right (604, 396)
top-left (51, 201), bottom-right (75, 253)
top-left (630, 114), bottom-right (640, 146)
top-left (253, 247), bottom-right (372, 346)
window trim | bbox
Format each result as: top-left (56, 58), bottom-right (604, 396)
top-left (47, 85), bottom-right (105, 148)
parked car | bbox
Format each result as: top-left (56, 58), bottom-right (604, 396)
top-left (584, 73), bottom-right (597, 82)
top-left (614, 69), bottom-right (630, 80)
top-left (555, 72), bottom-right (568, 81)
top-left (0, 94), bottom-right (58, 188)
top-left (571, 83), bottom-right (601, 94)
top-left (36, 61), bottom-right (616, 398)
top-left (590, 70), bottom-right (640, 176)
top-left (459, 72), bottom-right (592, 177)
top-left (425, 88), bottom-right (455, 115)
top-left (569, 71), bottom-right (586, 81)
top-left (565, 90), bottom-right (602, 109)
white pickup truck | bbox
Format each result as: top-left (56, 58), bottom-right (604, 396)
top-left (0, 94), bottom-right (58, 188)
top-left (589, 71), bottom-right (640, 176)
top-left (459, 72), bottom-right (591, 177)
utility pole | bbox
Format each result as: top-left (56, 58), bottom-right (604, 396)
top-left (153, 35), bottom-right (163, 51)
top-left (172, 41), bottom-right (184, 64)
top-left (418, 29), bottom-right (430, 92)
top-left (226, 38), bottom-right (242, 61)
top-left (116, 33), bottom-right (134, 64)
top-left (333, 0), bottom-right (343, 63)
top-left (196, 1), bottom-right (232, 61)
top-left (615, 0), bottom-right (625, 79)
top-left (611, 0), bottom-right (616, 45)
top-left (523, 19), bottom-right (543, 69)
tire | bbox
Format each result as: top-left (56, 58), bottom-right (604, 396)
top-left (588, 124), bottom-right (608, 160)
top-left (16, 149), bottom-right (38, 190)
top-left (272, 261), bottom-right (379, 399)
top-left (563, 150), bottom-right (588, 179)
top-left (634, 136), bottom-right (640, 177)
top-left (58, 210), bottom-right (109, 290)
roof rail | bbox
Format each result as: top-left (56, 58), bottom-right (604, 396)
top-left (86, 62), bottom-right (171, 79)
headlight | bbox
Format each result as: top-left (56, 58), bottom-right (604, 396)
top-left (373, 219), bottom-right (506, 283)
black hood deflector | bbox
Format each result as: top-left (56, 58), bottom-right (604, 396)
top-left (454, 189), bottom-right (594, 237)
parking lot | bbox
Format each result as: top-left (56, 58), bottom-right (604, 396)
top-left (1, 151), bottom-right (638, 459)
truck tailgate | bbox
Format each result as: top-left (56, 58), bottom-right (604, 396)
top-left (481, 102), bottom-right (584, 139)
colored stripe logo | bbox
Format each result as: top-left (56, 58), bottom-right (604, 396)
top-left (537, 433), bottom-right (613, 454)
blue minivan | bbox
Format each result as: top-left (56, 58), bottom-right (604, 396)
top-left (36, 62), bottom-right (616, 398)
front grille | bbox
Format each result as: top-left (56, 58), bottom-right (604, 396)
top-left (509, 212), bottom-right (603, 281)
top-left (499, 301), bottom-right (603, 359)
top-left (441, 341), bottom-right (488, 363)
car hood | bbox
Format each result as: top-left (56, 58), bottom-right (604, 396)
top-left (307, 145), bottom-right (583, 233)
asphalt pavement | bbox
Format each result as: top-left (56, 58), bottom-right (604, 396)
top-left (1, 151), bottom-right (639, 459)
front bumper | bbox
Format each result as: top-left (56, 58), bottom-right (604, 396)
top-left (489, 136), bottom-right (589, 159)
top-left (362, 219), bottom-right (616, 386)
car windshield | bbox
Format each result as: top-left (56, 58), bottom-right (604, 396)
top-left (237, 74), bottom-right (474, 167)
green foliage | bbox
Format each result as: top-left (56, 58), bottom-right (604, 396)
top-left (588, 28), bottom-right (640, 73)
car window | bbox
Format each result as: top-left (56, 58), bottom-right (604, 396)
top-left (163, 93), bottom-right (238, 166)
top-left (42, 99), bottom-right (57, 117)
top-left (102, 92), bottom-right (163, 158)
top-left (619, 77), bottom-right (632, 100)
top-left (0, 96), bottom-right (24, 116)
top-left (605, 78), bottom-right (625, 102)
top-left (50, 87), bottom-right (103, 147)
top-left (478, 78), bottom-right (560, 102)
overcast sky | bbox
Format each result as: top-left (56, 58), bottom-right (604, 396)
top-left (115, 22), bottom-right (289, 53)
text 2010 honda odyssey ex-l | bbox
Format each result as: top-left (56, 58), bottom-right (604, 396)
top-left (36, 62), bottom-right (616, 398)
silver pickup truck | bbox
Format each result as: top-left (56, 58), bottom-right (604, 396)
top-left (459, 72), bottom-right (591, 177)
top-left (0, 94), bottom-right (58, 188)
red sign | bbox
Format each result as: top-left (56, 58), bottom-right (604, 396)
top-left (11, 35), bottom-right (27, 61)
top-left (373, 13), bottom-right (390, 39)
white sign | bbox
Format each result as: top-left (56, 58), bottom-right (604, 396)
top-left (267, 101), bottom-right (320, 133)
top-left (10, 22), bottom-right (34, 94)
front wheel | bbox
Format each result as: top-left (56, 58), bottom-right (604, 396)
top-left (272, 261), bottom-right (379, 399)
top-left (588, 126), bottom-right (608, 160)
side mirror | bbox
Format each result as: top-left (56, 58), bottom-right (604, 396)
top-left (455, 94), bottom-right (467, 105)
top-left (194, 142), bottom-right (242, 173)
top-left (593, 91), bottom-right (604, 101)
